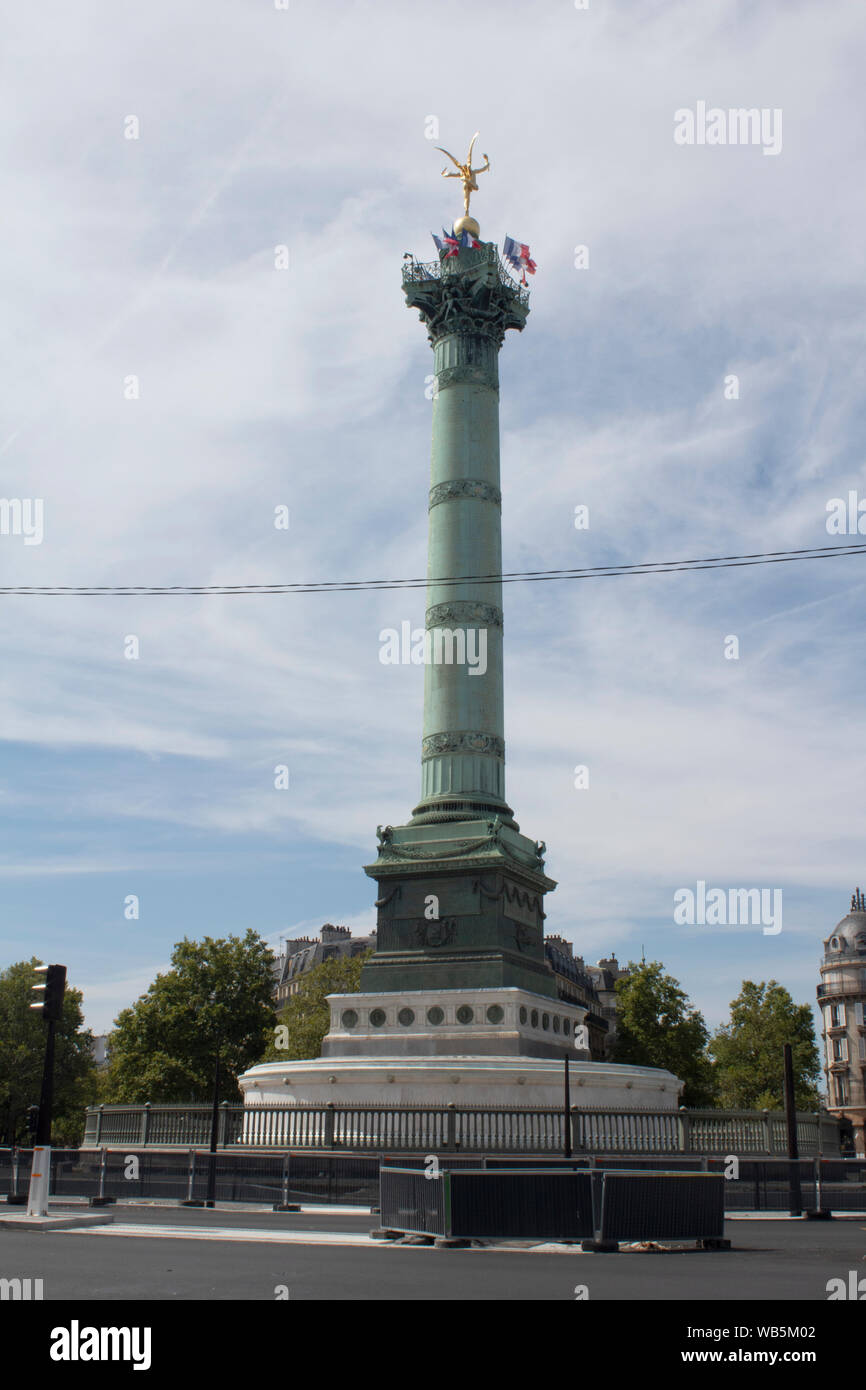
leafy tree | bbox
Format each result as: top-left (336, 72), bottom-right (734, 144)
top-left (611, 960), bottom-right (717, 1107)
top-left (103, 931), bottom-right (276, 1103)
top-left (0, 959), bottom-right (99, 1146)
top-left (709, 980), bottom-right (821, 1110)
top-left (262, 951), bottom-right (371, 1062)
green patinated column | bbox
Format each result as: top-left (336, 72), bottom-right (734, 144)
top-left (358, 235), bottom-right (559, 1018)
top-left (408, 241), bottom-right (524, 827)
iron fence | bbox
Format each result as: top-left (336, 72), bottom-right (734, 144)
top-left (83, 1103), bottom-right (841, 1156)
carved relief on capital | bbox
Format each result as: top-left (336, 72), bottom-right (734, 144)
top-left (425, 599), bottom-right (502, 630)
top-left (422, 731), bottom-right (506, 759)
top-left (428, 480), bottom-right (501, 511)
top-left (434, 364), bottom-right (499, 392)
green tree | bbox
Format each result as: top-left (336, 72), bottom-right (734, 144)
top-left (0, 959), bottom-right (99, 1146)
top-left (709, 980), bottom-right (821, 1110)
top-left (611, 960), bottom-right (717, 1107)
top-left (103, 931), bottom-right (276, 1103)
top-left (262, 951), bottom-right (371, 1062)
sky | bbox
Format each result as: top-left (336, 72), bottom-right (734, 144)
top-left (1, 0), bottom-right (864, 1039)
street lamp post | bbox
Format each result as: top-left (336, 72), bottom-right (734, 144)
top-left (205, 1039), bottom-right (221, 1209)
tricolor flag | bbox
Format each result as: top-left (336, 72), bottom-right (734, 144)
top-left (460, 229), bottom-right (481, 249)
top-left (502, 234), bottom-right (536, 284)
top-left (432, 228), bottom-right (461, 258)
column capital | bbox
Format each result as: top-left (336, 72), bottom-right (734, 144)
top-left (402, 242), bottom-right (530, 349)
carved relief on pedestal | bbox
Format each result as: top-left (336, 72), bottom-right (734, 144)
top-left (414, 917), bottom-right (457, 949)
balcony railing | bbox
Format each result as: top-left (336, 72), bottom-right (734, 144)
top-left (401, 247), bottom-right (531, 307)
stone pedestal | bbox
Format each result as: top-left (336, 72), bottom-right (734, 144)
top-left (361, 817), bottom-right (557, 1003)
top-left (321, 986), bottom-right (587, 1060)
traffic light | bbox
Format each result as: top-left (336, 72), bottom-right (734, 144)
top-left (30, 964), bottom-right (66, 1021)
top-left (26, 1105), bottom-right (39, 1136)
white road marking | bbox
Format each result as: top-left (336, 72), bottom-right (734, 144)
top-left (52, 1224), bottom-right (582, 1252)
top-left (55, 1224), bottom-right (384, 1248)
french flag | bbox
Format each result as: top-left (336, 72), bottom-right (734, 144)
top-left (432, 228), bottom-right (461, 258)
top-left (503, 234), bottom-right (536, 282)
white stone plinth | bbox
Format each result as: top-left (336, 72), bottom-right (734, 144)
top-left (239, 1055), bottom-right (681, 1117)
top-left (319, 986), bottom-right (588, 1060)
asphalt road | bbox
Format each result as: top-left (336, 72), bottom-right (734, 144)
top-left (1, 1204), bottom-right (865, 1301)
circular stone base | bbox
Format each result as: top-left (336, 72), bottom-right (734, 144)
top-left (239, 1056), bottom-right (681, 1113)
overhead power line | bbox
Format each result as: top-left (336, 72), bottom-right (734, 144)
top-left (0, 542), bottom-right (864, 596)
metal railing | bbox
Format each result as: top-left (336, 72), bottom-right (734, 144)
top-left (5, 1148), bottom-right (862, 1214)
top-left (401, 245), bottom-right (531, 307)
top-left (82, 1103), bottom-right (842, 1156)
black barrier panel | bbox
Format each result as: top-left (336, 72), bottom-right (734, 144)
top-left (590, 1156), bottom-right (708, 1172)
top-left (449, 1171), bottom-right (595, 1240)
top-left (0, 1149), bottom-right (16, 1196)
top-left (817, 1159), bottom-right (866, 1211)
top-left (379, 1168), bottom-right (595, 1240)
top-left (281, 1154), bottom-right (378, 1205)
top-left (182, 1152), bottom-right (380, 1207)
top-left (380, 1167), bottom-right (447, 1235)
top-left (104, 1151), bottom-right (195, 1201)
top-left (0, 1151), bottom-right (32, 1199)
top-left (600, 1171), bottom-right (725, 1242)
top-left (724, 1160), bottom-right (816, 1212)
top-left (50, 1150), bottom-right (102, 1197)
top-left (482, 1157), bottom-right (592, 1171)
top-left (379, 1156), bottom-right (481, 1172)
top-left (190, 1153), bottom-right (286, 1205)
top-left (84, 1150), bottom-right (380, 1207)
top-left (15, 1146), bottom-right (861, 1212)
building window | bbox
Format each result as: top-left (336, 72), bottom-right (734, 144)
top-left (859, 1036), bottom-right (866, 1061)
top-left (830, 1003), bottom-right (845, 1028)
top-left (856, 1002), bottom-right (865, 1026)
top-left (832, 1037), bottom-right (848, 1062)
top-left (836, 1078), bottom-right (849, 1106)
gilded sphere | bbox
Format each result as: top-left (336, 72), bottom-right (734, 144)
top-left (453, 214), bottom-right (480, 238)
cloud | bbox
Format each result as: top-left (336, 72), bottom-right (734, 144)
top-left (1, 0), bottom-right (862, 1035)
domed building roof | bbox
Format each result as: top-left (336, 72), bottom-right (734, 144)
top-left (823, 889), bottom-right (866, 959)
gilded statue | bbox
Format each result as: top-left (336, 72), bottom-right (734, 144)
top-left (435, 131), bottom-right (490, 215)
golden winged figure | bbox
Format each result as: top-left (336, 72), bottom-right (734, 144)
top-left (434, 131), bottom-right (490, 215)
